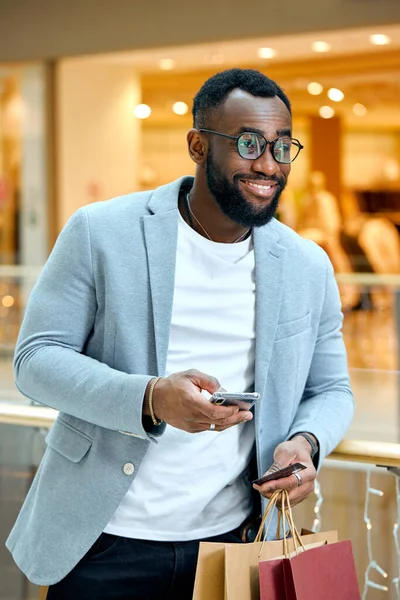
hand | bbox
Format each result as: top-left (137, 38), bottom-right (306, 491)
top-left (146, 369), bottom-right (253, 433)
top-left (253, 437), bottom-right (316, 507)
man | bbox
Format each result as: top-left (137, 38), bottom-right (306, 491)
top-left (7, 68), bottom-right (353, 599)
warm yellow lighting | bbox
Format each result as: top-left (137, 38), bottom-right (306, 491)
top-left (208, 53), bottom-right (225, 65)
top-left (2, 295), bottom-right (14, 308)
top-left (319, 105), bottom-right (335, 119)
top-left (367, 523), bottom-right (372, 530)
top-left (370, 34), bottom-right (391, 46)
top-left (133, 104), bottom-right (151, 119)
top-left (312, 41), bottom-right (331, 53)
top-left (353, 103), bottom-right (368, 117)
top-left (327, 88), bottom-right (344, 102)
top-left (307, 82), bottom-right (324, 95)
top-left (159, 58), bottom-right (176, 71)
top-left (172, 101), bottom-right (189, 116)
top-left (257, 47), bottom-right (276, 59)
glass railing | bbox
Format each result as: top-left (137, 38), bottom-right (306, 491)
top-left (0, 268), bottom-right (400, 598)
top-left (1, 369), bottom-right (400, 598)
top-left (0, 266), bottom-right (41, 357)
top-left (336, 273), bottom-right (400, 372)
top-left (0, 267), bottom-right (398, 371)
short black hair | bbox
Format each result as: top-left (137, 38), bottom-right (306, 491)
top-left (192, 68), bottom-right (291, 129)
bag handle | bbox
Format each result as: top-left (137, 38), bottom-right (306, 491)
top-left (283, 492), bottom-right (305, 554)
top-left (254, 490), bottom-right (282, 543)
top-left (255, 490), bottom-right (305, 557)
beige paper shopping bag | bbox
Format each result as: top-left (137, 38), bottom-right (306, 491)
top-left (192, 490), bottom-right (338, 600)
top-left (192, 542), bottom-right (226, 600)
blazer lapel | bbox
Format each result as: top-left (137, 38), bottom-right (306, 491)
top-left (143, 177), bottom-right (192, 375)
top-left (254, 222), bottom-right (287, 401)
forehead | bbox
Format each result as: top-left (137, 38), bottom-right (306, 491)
top-left (214, 89), bottom-right (292, 136)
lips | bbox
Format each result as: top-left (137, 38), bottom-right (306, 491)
top-left (240, 179), bottom-right (279, 199)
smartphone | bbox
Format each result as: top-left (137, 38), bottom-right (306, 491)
top-left (210, 391), bottom-right (260, 411)
top-left (252, 462), bottom-right (306, 486)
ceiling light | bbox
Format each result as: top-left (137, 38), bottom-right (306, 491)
top-left (327, 88), bottom-right (344, 102)
top-left (159, 58), bottom-right (176, 70)
top-left (133, 104), bottom-right (151, 119)
top-left (353, 103), bottom-right (368, 117)
top-left (307, 82), bottom-right (324, 96)
top-left (369, 34), bottom-right (391, 46)
top-left (312, 41), bottom-right (331, 53)
top-left (319, 106), bottom-right (335, 119)
top-left (2, 295), bottom-right (14, 308)
top-left (172, 101), bottom-right (189, 116)
top-left (257, 47), bottom-right (276, 59)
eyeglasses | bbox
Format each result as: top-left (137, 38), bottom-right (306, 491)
top-left (199, 129), bottom-right (304, 164)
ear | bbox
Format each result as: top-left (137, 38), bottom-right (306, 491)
top-left (187, 129), bottom-right (207, 165)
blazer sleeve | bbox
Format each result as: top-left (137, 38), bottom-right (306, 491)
top-left (286, 252), bottom-right (354, 467)
top-left (13, 208), bottom-right (155, 438)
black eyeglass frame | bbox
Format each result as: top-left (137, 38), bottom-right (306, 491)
top-left (199, 128), bottom-right (304, 164)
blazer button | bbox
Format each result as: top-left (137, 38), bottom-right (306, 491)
top-left (123, 462), bottom-right (135, 476)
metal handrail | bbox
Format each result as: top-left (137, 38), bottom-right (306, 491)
top-left (335, 273), bottom-right (400, 287)
top-left (0, 267), bottom-right (400, 287)
top-left (330, 439), bottom-right (400, 467)
top-left (0, 403), bottom-right (57, 427)
top-left (1, 403), bottom-right (400, 467)
top-left (0, 266), bottom-right (43, 278)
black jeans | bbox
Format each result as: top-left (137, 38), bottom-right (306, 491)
top-left (46, 529), bottom-right (242, 600)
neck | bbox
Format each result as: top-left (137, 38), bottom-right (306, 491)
top-left (180, 180), bottom-right (250, 244)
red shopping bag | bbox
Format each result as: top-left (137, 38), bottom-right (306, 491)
top-left (259, 540), bottom-right (361, 599)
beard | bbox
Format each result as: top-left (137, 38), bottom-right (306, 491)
top-left (205, 150), bottom-right (287, 227)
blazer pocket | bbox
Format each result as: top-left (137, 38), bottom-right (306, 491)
top-left (45, 418), bottom-right (93, 463)
top-left (275, 312), bottom-right (311, 342)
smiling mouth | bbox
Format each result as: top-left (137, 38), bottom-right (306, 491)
top-left (240, 179), bottom-right (278, 197)
top-left (243, 181), bottom-right (274, 190)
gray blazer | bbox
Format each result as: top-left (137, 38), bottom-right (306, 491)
top-left (6, 176), bottom-right (354, 585)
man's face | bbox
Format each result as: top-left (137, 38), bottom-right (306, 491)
top-left (203, 91), bottom-right (292, 227)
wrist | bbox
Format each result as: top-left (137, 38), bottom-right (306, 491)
top-left (291, 432), bottom-right (319, 460)
top-left (143, 380), bottom-right (152, 416)
top-left (143, 377), bottom-right (163, 424)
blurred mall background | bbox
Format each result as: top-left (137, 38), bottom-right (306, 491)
top-left (1, 1), bottom-right (400, 598)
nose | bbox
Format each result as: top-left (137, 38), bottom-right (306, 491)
top-left (250, 144), bottom-right (281, 177)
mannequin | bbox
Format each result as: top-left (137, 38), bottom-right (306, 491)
top-left (297, 172), bottom-right (360, 310)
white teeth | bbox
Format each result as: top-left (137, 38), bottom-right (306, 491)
top-left (245, 181), bottom-right (272, 190)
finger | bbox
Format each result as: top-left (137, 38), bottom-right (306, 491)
top-left (210, 410), bottom-right (253, 428)
top-left (195, 396), bottom-right (241, 421)
top-left (254, 472), bottom-right (315, 504)
top-left (185, 369), bottom-right (221, 394)
top-left (285, 481), bottom-right (315, 506)
top-left (194, 412), bottom-right (253, 432)
top-left (257, 482), bottom-right (314, 506)
top-left (253, 474), bottom-right (298, 497)
top-left (265, 461), bottom-right (283, 475)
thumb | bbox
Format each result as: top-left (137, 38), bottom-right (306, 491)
top-left (185, 369), bottom-right (221, 395)
top-left (272, 442), bottom-right (297, 470)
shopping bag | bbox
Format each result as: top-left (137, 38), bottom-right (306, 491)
top-left (259, 540), bottom-right (361, 599)
top-left (192, 542), bottom-right (226, 600)
top-left (192, 490), bottom-right (337, 600)
top-left (259, 490), bottom-right (361, 600)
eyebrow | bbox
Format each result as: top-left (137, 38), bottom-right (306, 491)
top-left (233, 126), bottom-right (292, 138)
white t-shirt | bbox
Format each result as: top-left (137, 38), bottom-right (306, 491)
top-left (104, 211), bottom-right (256, 541)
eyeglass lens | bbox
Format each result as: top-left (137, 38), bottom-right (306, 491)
top-left (237, 133), bottom-right (299, 163)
